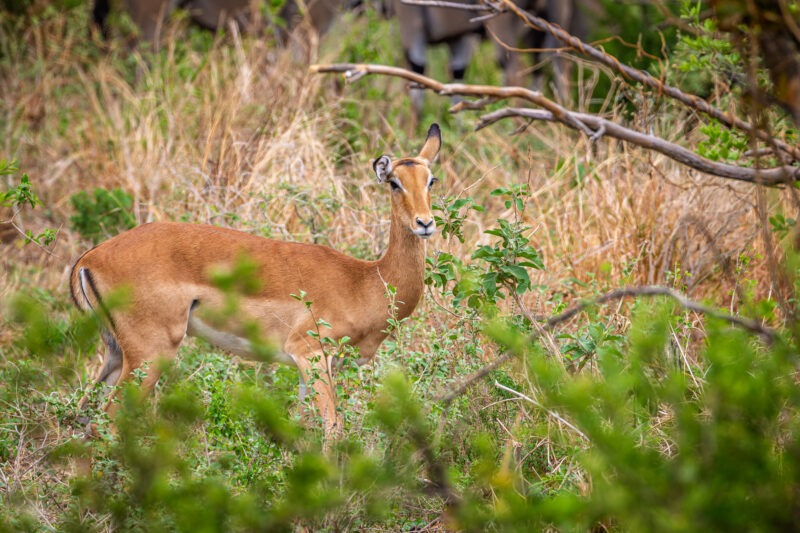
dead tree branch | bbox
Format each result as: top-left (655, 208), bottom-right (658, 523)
top-left (310, 63), bottom-right (799, 185)
top-left (544, 286), bottom-right (776, 343)
top-left (400, 0), bottom-right (800, 162)
top-left (479, 108), bottom-right (799, 185)
top-left (436, 285), bottom-right (778, 405)
top-left (311, 62), bottom-right (595, 136)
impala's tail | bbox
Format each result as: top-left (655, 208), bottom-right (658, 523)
top-left (70, 255), bottom-right (93, 313)
top-left (70, 256), bottom-right (116, 331)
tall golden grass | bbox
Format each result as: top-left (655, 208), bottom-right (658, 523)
top-left (1, 8), bottom-right (795, 528)
top-left (0, 8), bottom-right (786, 344)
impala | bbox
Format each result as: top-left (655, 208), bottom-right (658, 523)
top-left (71, 124), bottom-right (442, 437)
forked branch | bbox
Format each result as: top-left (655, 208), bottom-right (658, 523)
top-left (310, 63), bottom-right (799, 185)
top-left (401, 0), bottom-right (800, 163)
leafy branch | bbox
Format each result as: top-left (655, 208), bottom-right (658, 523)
top-left (0, 159), bottom-right (58, 250)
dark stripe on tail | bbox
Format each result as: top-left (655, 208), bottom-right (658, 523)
top-left (69, 265), bottom-right (82, 309)
top-left (80, 267), bottom-right (118, 333)
top-left (69, 249), bottom-right (93, 309)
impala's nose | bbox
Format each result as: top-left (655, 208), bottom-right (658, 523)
top-left (415, 217), bottom-right (436, 237)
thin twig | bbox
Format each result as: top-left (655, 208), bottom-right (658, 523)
top-left (494, 381), bottom-right (589, 442)
top-left (401, 0), bottom-right (490, 11)
top-left (8, 217), bottom-right (60, 257)
top-left (437, 351), bottom-right (513, 405)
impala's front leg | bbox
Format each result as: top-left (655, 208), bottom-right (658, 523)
top-left (287, 339), bottom-right (342, 439)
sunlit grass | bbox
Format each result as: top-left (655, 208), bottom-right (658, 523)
top-left (0, 4), bottom-right (794, 529)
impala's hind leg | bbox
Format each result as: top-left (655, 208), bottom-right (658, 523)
top-left (95, 330), bottom-right (124, 386)
top-left (78, 330), bottom-right (123, 412)
top-left (100, 320), bottom-right (185, 417)
top-left (77, 309), bottom-right (185, 434)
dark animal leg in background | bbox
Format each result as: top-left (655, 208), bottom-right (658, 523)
top-left (406, 50), bottom-right (427, 119)
top-left (92, 0), bottom-right (111, 39)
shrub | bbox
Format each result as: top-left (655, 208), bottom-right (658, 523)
top-left (69, 187), bottom-right (136, 244)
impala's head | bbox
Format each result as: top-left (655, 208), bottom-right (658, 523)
top-left (373, 123), bottom-right (441, 239)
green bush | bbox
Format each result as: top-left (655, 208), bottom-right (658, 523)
top-left (69, 187), bottom-right (136, 244)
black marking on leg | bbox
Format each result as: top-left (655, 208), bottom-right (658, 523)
top-left (101, 329), bottom-right (123, 364)
top-left (92, 0), bottom-right (111, 39)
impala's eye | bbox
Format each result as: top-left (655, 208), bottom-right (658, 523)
top-left (428, 176), bottom-right (438, 188)
top-left (389, 179), bottom-right (402, 191)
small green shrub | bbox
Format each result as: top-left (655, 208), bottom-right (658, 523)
top-left (429, 186), bottom-right (543, 310)
top-left (1, 159), bottom-right (56, 247)
top-left (69, 187), bottom-right (136, 244)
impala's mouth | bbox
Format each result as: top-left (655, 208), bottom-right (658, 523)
top-left (413, 226), bottom-right (436, 238)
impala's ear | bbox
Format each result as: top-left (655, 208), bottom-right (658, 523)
top-left (373, 155), bottom-right (393, 183)
top-left (418, 123), bottom-right (441, 164)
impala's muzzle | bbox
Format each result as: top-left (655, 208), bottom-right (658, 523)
top-left (414, 216), bottom-right (436, 238)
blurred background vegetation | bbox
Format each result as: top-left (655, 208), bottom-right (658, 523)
top-left (2, 0), bottom-right (800, 530)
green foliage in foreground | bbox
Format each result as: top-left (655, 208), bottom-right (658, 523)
top-left (2, 181), bottom-right (799, 531)
top-left (1, 283), bottom-right (799, 531)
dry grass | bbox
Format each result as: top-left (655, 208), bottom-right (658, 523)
top-left (0, 6), bottom-right (785, 407)
top-left (1, 7), bottom-right (796, 528)
top-left (1, 10), bottom-right (783, 313)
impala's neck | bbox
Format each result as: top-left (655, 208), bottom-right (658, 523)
top-left (375, 210), bottom-right (428, 319)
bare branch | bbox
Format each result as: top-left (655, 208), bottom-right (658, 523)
top-left (436, 285), bottom-right (778, 404)
top-left (310, 63), bottom-right (799, 185)
top-left (310, 63), bottom-right (596, 136)
top-left (545, 286), bottom-right (777, 344)
top-left (402, 0), bottom-right (800, 162)
top-left (478, 107), bottom-right (799, 185)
